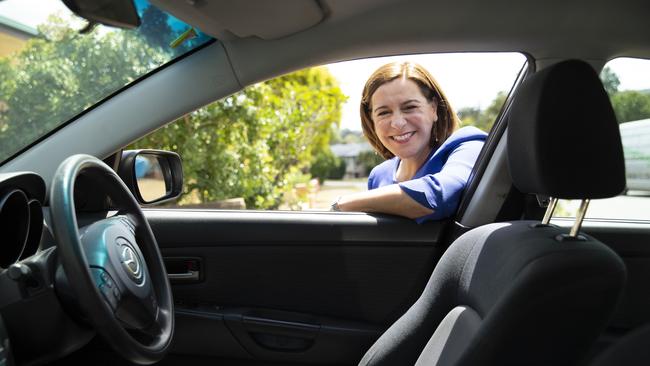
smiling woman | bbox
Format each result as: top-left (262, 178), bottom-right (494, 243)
top-left (334, 62), bottom-right (487, 222)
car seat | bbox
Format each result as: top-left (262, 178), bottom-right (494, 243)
top-left (358, 59), bottom-right (627, 366)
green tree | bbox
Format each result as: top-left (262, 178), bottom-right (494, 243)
top-left (328, 128), bottom-right (364, 144)
top-left (357, 150), bottom-right (384, 174)
top-left (132, 67), bottom-right (346, 209)
top-left (0, 15), bottom-right (168, 159)
top-left (342, 129), bottom-right (365, 143)
top-left (610, 90), bottom-right (650, 123)
top-left (600, 66), bottom-right (620, 95)
top-left (458, 91), bottom-right (507, 132)
top-left (457, 106), bottom-right (481, 127)
top-left (597, 66), bottom-right (650, 123)
top-left (310, 148), bottom-right (345, 183)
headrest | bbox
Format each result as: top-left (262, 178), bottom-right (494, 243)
top-left (507, 59), bottom-right (625, 199)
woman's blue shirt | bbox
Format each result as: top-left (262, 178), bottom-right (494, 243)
top-left (367, 126), bottom-right (488, 223)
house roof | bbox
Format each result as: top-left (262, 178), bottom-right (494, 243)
top-left (331, 142), bottom-right (372, 158)
top-left (0, 14), bottom-right (38, 38)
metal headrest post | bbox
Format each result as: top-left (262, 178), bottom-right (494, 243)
top-left (570, 199), bottom-right (590, 237)
top-left (541, 197), bottom-right (558, 225)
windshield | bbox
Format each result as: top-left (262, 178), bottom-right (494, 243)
top-left (0, 0), bottom-right (212, 164)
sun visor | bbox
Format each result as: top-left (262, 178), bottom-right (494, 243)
top-left (150, 0), bottom-right (325, 40)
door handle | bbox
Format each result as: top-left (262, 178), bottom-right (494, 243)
top-left (168, 270), bottom-right (200, 281)
top-left (164, 257), bottom-right (202, 283)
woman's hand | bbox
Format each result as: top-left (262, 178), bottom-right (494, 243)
top-left (335, 184), bottom-right (433, 219)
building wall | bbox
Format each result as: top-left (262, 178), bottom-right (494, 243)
top-left (0, 32), bottom-right (27, 57)
top-left (0, 20), bottom-right (38, 57)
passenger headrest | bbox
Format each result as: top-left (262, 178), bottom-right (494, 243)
top-left (507, 59), bottom-right (625, 199)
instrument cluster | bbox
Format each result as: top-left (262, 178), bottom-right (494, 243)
top-left (0, 173), bottom-right (46, 270)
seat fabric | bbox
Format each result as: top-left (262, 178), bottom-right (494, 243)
top-left (591, 324), bottom-right (650, 366)
top-left (359, 222), bottom-right (625, 366)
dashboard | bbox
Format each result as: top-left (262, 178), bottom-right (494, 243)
top-left (0, 172), bottom-right (48, 366)
top-left (0, 152), bottom-right (178, 365)
top-left (0, 173), bottom-right (47, 270)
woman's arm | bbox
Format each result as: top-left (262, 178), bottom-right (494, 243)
top-left (398, 140), bottom-right (484, 220)
top-left (336, 184), bottom-right (434, 219)
top-left (336, 139), bottom-right (484, 220)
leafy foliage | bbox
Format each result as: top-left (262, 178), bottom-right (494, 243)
top-left (599, 67), bottom-right (650, 123)
top-left (0, 14), bottom-right (170, 160)
top-left (310, 148), bottom-right (345, 183)
top-left (610, 90), bottom-right (650, 123)
top-left (132, 67), bottom-right (346, 209)
top-left (600, 66), bottom-right (621, 96)
top-left (339, 129), bottom-right (366, 144)
top-left (457, 91), bottom-right (507, 132)
top-left (357, 150), bottom-right (385, 174)
top-left (599, 66), bottom-right (650, 123)
top-left (455, 67), bottom-right (650, 129)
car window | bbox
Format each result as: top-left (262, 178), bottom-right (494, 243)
top-left (130, 53), bottom-right (526, 211)
top-left (556, 58), bottom-right (650, 221)
top-left (0, 0), bottom-right (212, 165)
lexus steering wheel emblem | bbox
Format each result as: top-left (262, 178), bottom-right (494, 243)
top-left (121, 245), bottom-right (143, 282)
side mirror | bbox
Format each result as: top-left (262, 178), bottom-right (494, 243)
top-left (118, 150), bottom-right (183, 205)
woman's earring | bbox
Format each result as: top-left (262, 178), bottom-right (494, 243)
top-left (433, 121), bottom-right (438, 144)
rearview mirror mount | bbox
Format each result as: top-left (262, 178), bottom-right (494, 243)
top-left (62, 0), bottom-right (141, 30)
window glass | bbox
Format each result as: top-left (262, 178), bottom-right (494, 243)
top-left (0, 0), bottom-right (212, 164)
top-left (131, 53), bottom-right (526, 210)
top-left (557, 57), bottom-right (650, 221)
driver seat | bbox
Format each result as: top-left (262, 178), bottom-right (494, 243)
top-left (358, 59), bottom-right (627, 366)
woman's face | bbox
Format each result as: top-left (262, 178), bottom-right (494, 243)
top-left (370, 78), bottom-right (437, 162)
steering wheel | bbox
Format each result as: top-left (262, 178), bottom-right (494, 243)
top-left (49, 154), bottom-right (174, 364)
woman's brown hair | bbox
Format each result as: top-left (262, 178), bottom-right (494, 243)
top-left (360, 62), bottom-right (460, 159)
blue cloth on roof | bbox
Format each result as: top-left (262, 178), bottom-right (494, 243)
top-left (367, 126), bottom-right (487, 223)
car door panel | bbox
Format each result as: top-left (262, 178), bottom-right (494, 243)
top-left (145, 209), bottom-right (448, 365)
top-left (553, 218), bottom-right (650, 359)
top-left (578, 220), bottom-right (650, 329)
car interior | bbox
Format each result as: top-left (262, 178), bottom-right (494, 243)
top-left (0, 0), bottom-right (649, 365)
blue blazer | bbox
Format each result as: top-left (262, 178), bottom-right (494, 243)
top-left (367, 126), bottom-right (487, 223)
